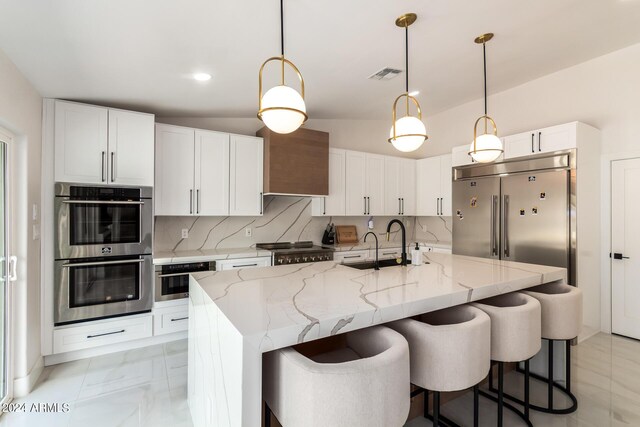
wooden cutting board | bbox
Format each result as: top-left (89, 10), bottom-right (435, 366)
top-left (335, 225), bottom-right (358, 243)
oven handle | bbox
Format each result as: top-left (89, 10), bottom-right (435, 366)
top-left (157, 272), bottom-right (192, 278)
top-left (62, 259), bottom-right (146, 268)
top-left (62, 200), bottom-right (145, 205)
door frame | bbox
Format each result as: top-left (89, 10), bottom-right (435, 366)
top-left (601, 150), bottom-right (640, 335)
top-left (0, 126), bottom-right (14, 405)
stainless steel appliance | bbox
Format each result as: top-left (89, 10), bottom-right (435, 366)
top-left (452, 151), bottom-right (576, 285)
top-left (155, 261), bottom-right (216, 302)
top-left (54, 183), bottom-right (154, 325)
top-left (54, 254), bottom-right (153, 325)
top-left (54, 183), bottom-right (153, 259)
top-left (256, 241), bottom-right (334, 265)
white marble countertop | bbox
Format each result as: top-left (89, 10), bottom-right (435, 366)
top-left (153, 247), bottom-right (272, 265)
top-left (191, 252), bottom-right (565, 353)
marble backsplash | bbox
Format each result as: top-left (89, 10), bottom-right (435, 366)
top-left (153, 196), bottom-right (451, 252)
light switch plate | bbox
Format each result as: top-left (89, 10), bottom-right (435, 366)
top-left (181, 229), bottom-right (189, 239)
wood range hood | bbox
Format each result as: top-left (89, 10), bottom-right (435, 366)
top-left (257, 126), bottom-right (329, 197)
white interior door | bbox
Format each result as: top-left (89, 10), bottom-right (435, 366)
top-left (612, 158), bottom-right (640, 339)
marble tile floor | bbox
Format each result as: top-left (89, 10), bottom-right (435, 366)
top-left (2, 332), bottom-right (640, 427)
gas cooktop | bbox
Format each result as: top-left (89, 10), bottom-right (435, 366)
top-left (256, 241), bottom-right (334, 265)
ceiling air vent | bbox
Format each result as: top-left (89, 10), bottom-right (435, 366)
top-left (368, 67), bottom-right (402, 81)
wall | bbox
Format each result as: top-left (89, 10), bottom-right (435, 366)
top-left (0, 49), bottom-right (42, 395)
top-left (155, 196), bottom-right (418, 252)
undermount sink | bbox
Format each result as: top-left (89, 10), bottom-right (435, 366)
top-left (342, 258), bottom-right (427, 270)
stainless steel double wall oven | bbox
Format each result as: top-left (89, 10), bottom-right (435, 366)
top-left (54, 183), bottom-right (153, 325)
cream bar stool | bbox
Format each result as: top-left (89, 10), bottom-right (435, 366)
top-left (472, 293), bottom-right (541, 427)
top-left (519, 281), bottom-right (582, 414)
top-left (262, 325), bottom-right (410, 427)
top-left (388, 305), bottom-right (491, 427)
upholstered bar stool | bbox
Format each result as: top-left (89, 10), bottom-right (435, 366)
top-left (262, 325), bottom-right (410, 427)
top-left (472, 293), bottom-right (541, 427)
top-left (388, 305), bottom-right (491, 427)
top-left (520, 281), bottom-right (582, 414)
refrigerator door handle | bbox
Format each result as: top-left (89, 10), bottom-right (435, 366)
top-left (491, 195), bottom-right (498, 257)
top-left (502, 195), bottom-right (510, 258)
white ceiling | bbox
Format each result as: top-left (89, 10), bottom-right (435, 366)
top-left (0, 0), bottom-right (639, 119)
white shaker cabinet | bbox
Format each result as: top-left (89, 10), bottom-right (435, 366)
top-left (504, 123), bottom-right (576, 159)
top-left (195, 130), bottom-right (230, 216)
top-left (416, 154), bottom-right (452, 216)
top-left (384, 157), bottom-right (416, 216)
top-left (312, 148), bottom-right (346, 216)
top-left (229, 135), bottom-right (264, 216)
top-left (108, 109), bottom-right (155, 186)
top-left (345, 151), bottom-right (385, 216)
top-left (54, 101), bottom-right (108, 184)
top-left (155, 124), bottom-right (196, 216)
top-left (345, 151), bottom-right (367, 215)
top-left (54, 100), bottom-right (154, 186)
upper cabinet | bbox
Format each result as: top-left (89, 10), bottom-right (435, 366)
top-left (155, 125), bottom-right (261, 217)
top-left (312, 148), bottom-right (346, 216)
top-left (54, 100), bottom-right (154, 186)
top-left (229, 135), bottom-right (264, 216)
top-left (344, 151), bottom-right (385, 216)
top-left (417, 154), bottom-right (452, 216)
top-left (504, 122), bottom-right (577, 159)
top-left (384, 157), bottom-right (416, 216)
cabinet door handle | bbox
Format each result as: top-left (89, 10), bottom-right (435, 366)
top-left (101, 151), bottom-right (106, 182)
top-left (367, 197), bottom-right (371, 215)
top-left (189, 190), bottom-right (193, 215)
top-left (110, 152), bottom-right (115, 182)
top-left (343, 255), bottom-right (362, 259)
top-left (259, 192), bottom-right (263, 214)
top-left (538, 132), bottom-right (542, 151)
top-left (401, 198), bottom-right (404, 215)
top-left (364, 197), bottom-right (367, 215)
top-left (323, 197), bottom-right (326, 215)
top-left (398, 198), bottom-right (401, 215)
top-left (233, 263), bottom-right (258, 268)
top-left (170, 317), bottom-right (188, 322)
top-left (87, 329), bottom-right (125, 339)
top-left (531, 133), bottom-right (535, 153)
top-left (196, 189), bottom-right (200, 214)
top-left (503, 195), bottom-right (510, 258)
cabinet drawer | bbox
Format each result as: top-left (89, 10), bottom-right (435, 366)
top-left (216, 257), bottom-right (271, 271)
top-left (377, 248), bottom-right (402, 259)
top-left (53, 315), bottom-right (152, 354)
top-left (154, 304), bottom-right (189, 336)
top-left (334, 250), bottom-right (369, 263)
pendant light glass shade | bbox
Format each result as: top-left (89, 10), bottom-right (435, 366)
top-left (388, 13), bottom-right (427, 153)
top-left (257, 0), bottom-right (307, 134)
top-left (390, 115), bottom-right (427, 152)
top-left (469, 33), bottom-right (503, 163)
top-left (260, 84), bottom-right (306, 134)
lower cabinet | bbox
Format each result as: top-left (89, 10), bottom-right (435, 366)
top-left (216, 257), bottom-right (271, 271)
top-left (53, 314), bottom-right (153, 354)
top-left (153, 304), bottom-right (189, 336)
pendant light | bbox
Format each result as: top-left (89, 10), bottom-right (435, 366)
top-left (257, 0), bottom-right (307, 134)
top-left (388, 13), bottom-right (428, 153)
top-left (469, 33), bottom-right (503, 163)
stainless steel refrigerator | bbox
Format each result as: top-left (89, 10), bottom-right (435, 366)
top-left (452, 152), bottom-right (575, 285)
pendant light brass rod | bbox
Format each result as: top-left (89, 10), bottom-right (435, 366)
top-left (483, 40), bottom-right (487, 134)
top-left (405, 24), bottom-right (409, 115)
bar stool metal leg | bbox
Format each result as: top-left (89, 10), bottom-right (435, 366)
top-left (497, 362), bottom-right (504, 427)
top-left (473, 385), bottom-right (479, 427)
top-left (548, 340), bottom-right (554, 411)
top-left (265, 403), bottom-right (271, 427)
top-left (524, 359), bottom-right (530, 422)
top-left (424, 389), bottom-right (429, 418)
top-left (433, 391), bottom-right (440, 427)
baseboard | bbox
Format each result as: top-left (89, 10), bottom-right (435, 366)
top-left (13, 356), bottom-right (44, 398)
top-left (44, 330), bottom-right (187, 366)
top-left (578, 325), bottom-right (600, 343)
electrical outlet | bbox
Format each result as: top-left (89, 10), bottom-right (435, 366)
top-left (181, 229), bottom-right (189, 239)
top-left (245, 228), bottom-right (252, 237)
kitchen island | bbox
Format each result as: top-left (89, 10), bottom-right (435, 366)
top-left (188, 252), bottom-right (567, 427)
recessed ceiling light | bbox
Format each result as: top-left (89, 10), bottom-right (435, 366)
top-left (409, 90), bottom-right (420, 97)
top-left (193, 73), bottom-right (211, 82)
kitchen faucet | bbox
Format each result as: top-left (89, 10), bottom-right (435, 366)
top-left (386, 219), bottom-right (408, 266)
top-left (364, 232), bottom-right (379, 270)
